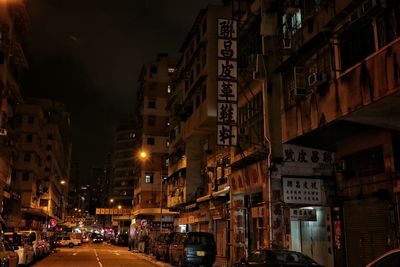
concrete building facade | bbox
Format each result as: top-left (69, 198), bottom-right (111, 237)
top-left (134, 54), bottom-right (176, 238)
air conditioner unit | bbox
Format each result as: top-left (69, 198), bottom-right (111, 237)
top-left (216, 167), bottom-right (223, 179)
top-left (335, 160), bottom-right (347, 172)
top-left (289, 67), bottom-right (306, 101)
top-left (253, 54), bottom-right (267, 80)
top-left (348, 8), bottom-right (361, 24)
top-left (308, 72), bottom-right (318, 87)
top-left (283, 37), bottom-right (292, 49)
top-left (308, 72), bottom-right (328, 87)
top-left (361, 0), bottom-right (376, 14)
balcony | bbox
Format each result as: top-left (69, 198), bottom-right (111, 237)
top-left (182, 100), bottom-right (216, 139)
top-left (282, 37), bottom-right (400, 147)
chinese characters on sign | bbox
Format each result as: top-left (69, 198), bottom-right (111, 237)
top-left (290, 208), bottom-right (317, 221)
top-left (217, 18), bottom-right (238, 146)
top-left (95, 208), bottom-right (133, 215)
top-left (283, 144), bottom-right (334, 166)
top-left (283, 178), bottom-right (322, 204)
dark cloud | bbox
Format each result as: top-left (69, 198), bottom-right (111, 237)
top-left (23, 0), bottom-right (215, 180)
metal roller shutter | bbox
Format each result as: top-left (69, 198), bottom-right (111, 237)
top-left (344, 199), bottom-right (390, 267)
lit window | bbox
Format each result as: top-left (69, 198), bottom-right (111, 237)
top-left (168, 67), bottom-right (175, 73)
top-left (167, 85), bottom-right (172, 94)
top-left (145, 173), bottom-right (154, 184)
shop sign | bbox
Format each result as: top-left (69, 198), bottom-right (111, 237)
top-left (282, 144), bottom-right (335, 176)
top-left (151, 221), bottom-right (174, 229)
top-left (231, 162), bottom-right (266, 192)
top-left (217, 18), bottom-right (238, 147)
top-left (95, 208), bottom-right (133, 215)
top-left (290, 208), bottom-right (317, 221)
top-left (283, 178), bottom-right (322, 204)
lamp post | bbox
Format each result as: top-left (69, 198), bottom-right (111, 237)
top-left (139, 150), bottom-right (164, 233)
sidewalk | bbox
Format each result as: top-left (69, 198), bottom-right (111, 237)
top-left (130, 250), bottom-right (230, 267)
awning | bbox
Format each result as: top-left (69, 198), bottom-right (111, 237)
top-left (133, 208), bottom-right (178, 216)
top-left (185, 203), bottom-right (197, 210)
top-left (212, 187), bottom-right (230, 198)
top-left (196, 194), bottom-right (212, 203)
top-left (21, 207), bottom-right (48, 217)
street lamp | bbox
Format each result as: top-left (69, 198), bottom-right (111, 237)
top-left (138, 149), bottom-right (164, 233)
top-left (118, 205), bottom-right (122, 209)
top-left (110, 198), bottom-right (114, 203)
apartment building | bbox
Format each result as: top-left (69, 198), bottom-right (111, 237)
top-left (166, 4), bottom-right (235, 259)
top-left (109, 120), bottom-right (137, 231)
top-left (11, 99), bottom-right (71, 230)
top-left (134, 54), bottom-right (176, 237)
top-left (0, 0), bottom-right (29, 227)
top-left (267, 0), bottom-right (400, 266)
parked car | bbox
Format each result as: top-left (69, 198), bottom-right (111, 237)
top-left (81, 235), bottom-right (90, 243)
top-left (56, 236), bottom-right (81, 248)
top-left (115, 233), bottom-right (128, 246)
top-left (233, 249), bottom-right (324, 267)
top-left (0, 239), bottom-right (18, 267)
top-left (18, 231), bottom-right (46, 259)
top-left (169, 232), bottom-right (216, 267)
top-left (365, 248), bottom-right (400, 267)
top-left (154, 232), bottom-right (177, 261)
top-left (92, 235), bottom-right (104, 243)
top-left (3, 233), bottom-right (32, 266)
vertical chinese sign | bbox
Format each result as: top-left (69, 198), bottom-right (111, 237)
top-left (217, 18), bottom-right (237, 146)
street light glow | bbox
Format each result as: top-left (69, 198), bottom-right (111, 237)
top-left (109, 198), bottom-right (114, 203)
top-left (60, 180), bottom-right (66, 184)
top-left (117, 205), bottom-right (122, 209)
top-left (139, 151), bottom-right (147, 159)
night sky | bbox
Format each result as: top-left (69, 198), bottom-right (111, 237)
top-left (23, 0), bottom-right (216, 181)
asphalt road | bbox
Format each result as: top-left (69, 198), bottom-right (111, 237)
top-left (32, 243), bottom-right (160, 267)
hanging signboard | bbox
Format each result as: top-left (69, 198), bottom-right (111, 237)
top-left (283, 178), bottom-right (322, 204)
top-left (217, 18), bottom-right (238, 147)
top-left (290, 208), bottom-right (317, 221)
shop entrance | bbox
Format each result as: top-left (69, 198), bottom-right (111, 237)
top-left (290, 207), bottom-right (334, 267)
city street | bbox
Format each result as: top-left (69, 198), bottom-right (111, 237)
top-left (32, 243), bottom-right (161, 267)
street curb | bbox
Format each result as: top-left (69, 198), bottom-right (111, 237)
top-left (130, 251), bottom-right (168, 267)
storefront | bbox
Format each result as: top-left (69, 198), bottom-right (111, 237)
top-left (282, 177), bottom-right (334, 267)
top-left (281, 144), bottom-right (335, 267)
top-left (230, 160), bottom-right (267, 262)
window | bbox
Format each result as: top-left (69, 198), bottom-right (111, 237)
top-left (26, 134), bottom-right (33, 143)
top-left (202, 85), bottom-right (207, 101)
top-left (22, 172), bottom-right (29, 181)
top-left (195, 95), bottom-right (200, 108)
top-left (340, 23), bottom-right (375, 71)
top-left (150, 65), bottom-right (158, 74)
top-left (40, 199), bottom-right (49, 207)
top-left (147, 137), bottom-right (155, 145)
top-left (167, 85), bottom-right (172, 94)
top-left (202, 19), bottom-right (207, 35)
top-left (148, 116), bottom-right (156, 127)
top-left (27, 116), bottom-right (34, 124)
top-left (23, 153), bottom-right (31, 162)
top-left (148, 98), bottom-right (156, 108)
top-left (282, 10), bottom-right (302, 38)
top-left (145, 173), bottom-right (154, 184)
top-left (376, 7), bottom-right (400, 48)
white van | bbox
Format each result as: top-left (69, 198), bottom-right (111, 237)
top-left (4, 232), bottom-right (34, 266)
top-left (18, 231), bottom-right (46, 259)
